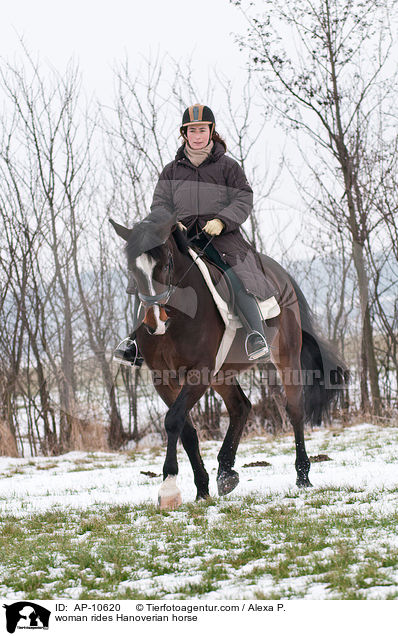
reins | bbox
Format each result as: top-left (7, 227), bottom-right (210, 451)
top-left (171, 230), bottom-right (215, 290)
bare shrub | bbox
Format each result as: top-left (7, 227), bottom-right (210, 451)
top-left (0, 419), bottom-right (18, 457)
top-left (70, 417), bottom-right (109, 452)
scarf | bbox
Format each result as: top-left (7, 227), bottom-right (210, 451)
top-left (184, 139), bottom-right (214, 167)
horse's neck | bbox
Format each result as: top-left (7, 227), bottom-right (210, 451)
top-left (169, 238), bottom-right (211, 315)
top-left (169, 236), bottom-right (203, 284)
top-left (169, 240), bottom-right (190, 278)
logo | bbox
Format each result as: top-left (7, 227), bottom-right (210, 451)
top-left (3, 603), bottom-right (51, 634)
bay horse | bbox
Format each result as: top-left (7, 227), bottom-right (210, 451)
top-left (110, 212), bottom-right (346, 508)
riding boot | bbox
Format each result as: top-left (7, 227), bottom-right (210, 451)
top-left (234, 288), bottom-right (271, 361)
top-left (113, 293), bottom-right (145, 368)
top-left (113, 335), bottom-right (144, 367)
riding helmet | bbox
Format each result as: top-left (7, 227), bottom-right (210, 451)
top-left (180, 104), bottom-right (215, 139)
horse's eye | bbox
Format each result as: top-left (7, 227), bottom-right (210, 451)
top-left (163, 264), bottom-right (169, 271)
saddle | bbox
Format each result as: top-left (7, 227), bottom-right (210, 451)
top-left (189, 246), bottom-right (235, 305)
top-left (187, 247), bottom-right (280, 373)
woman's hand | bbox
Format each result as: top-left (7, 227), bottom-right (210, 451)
top-left (203, 219), bottom-right (225, 235)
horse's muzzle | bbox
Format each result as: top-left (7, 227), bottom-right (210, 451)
top-left (143, 306), bottom-right (169, 335)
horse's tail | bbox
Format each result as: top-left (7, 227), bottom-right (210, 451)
top-left (288, 275), bottom-right (348, 426)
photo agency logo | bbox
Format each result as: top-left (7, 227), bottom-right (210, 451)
top-left (2, 603), bottom-right (51, 633)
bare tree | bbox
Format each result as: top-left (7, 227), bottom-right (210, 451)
top-left (233, 0), bottom-right (398, 414)
top-left (0, 50), bottom-right (130, 453)
top-left (215, 69), bottom-right (284, 252)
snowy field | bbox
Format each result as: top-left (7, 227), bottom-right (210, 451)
top-left (0, 422), bottom-right (398, 599)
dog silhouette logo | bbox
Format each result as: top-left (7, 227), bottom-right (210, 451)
top-left (3, 602), bottom-right (50, 633)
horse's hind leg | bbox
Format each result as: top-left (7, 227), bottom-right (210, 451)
top-left (266, 302), bottom-right (312, 488)
top-left (285, 382), bottom-right (312, 487)
top-left (273, 349), bottom-right (312, 487)
top-left (213, 379), bottom-right (252, 496)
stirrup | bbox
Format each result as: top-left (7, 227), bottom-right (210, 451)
top-left (245, 331), bottom-right (271, 361)
top-left (113, 337), bottom-right (143, 367)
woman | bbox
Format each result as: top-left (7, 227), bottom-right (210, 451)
top-left (115, 104), bottom-right (274, 366)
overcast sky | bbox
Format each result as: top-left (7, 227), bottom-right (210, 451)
top-left (1, 0), bottom-right (308, 256)
top-left (2, 0), bottom-right (247, 99)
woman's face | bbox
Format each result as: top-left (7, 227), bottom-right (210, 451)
top-left (186, 124), bottom-right (210, 149)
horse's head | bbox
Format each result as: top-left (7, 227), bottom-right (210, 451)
top-left (110, 211), bottom-right (179, 335)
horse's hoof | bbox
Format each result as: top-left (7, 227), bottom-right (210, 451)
top-left (158, 475), bottom-right (182, 510)
top-left (196, 492), bottom-right (211, 501)
top-left (217, 470), bottom-right (239, 496)
top-left (296, 478), bottom-right (313, 488)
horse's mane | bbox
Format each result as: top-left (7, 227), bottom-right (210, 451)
top-left (146, 227), bottom-right (190, 260)
top-left (171, 226), bottom-right (190, 256)
top-left (126, 217), bottom-right (190, 262)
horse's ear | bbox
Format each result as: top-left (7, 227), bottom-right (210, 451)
top-left (109, 218), bottom-right (131, 241)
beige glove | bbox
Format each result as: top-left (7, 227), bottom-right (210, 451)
top-left (177, 221), bottom-right (187, 231)
top-left (203, 219), bottom-right (225, 236)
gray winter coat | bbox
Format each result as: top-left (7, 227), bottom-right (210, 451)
top-left (150, 141), bottom-right (275, 300)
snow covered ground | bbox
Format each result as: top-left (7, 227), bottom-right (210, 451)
top-left (0, 422), bottom-right (397, 517)
top-left (0, 422), bottom-right (397, 600)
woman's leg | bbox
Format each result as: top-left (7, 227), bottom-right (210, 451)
top-left (226, 274), bottom-right (270, 361)
top-left (113, 293), bottom-right (144, 367)
top-left (201, 243), bottom-right (270, 361)
top-left (113, 336), bottom-right (144, 367)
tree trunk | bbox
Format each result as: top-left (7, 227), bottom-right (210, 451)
top-left (352, 241), bottom-right (381, 415)
top-left (96, 352), bottom-right (125, 450)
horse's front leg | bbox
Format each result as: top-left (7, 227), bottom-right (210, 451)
top-left (159, 383), bottom-right (207, 509)
top-left (180, 416), bottom-right (210, 501)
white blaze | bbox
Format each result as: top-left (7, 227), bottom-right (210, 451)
top-left (136, 254), bottom-right (166, 335)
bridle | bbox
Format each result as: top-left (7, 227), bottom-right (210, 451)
top-left (128, 230), bottom-right (215, 310)
top-left (136, 251), bottom-right (175, 308)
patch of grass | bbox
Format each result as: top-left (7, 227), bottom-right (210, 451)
top-left (1, 495), bottom-right (398, 600)
top-left (2, 467), bottom-right (27, 477)
top-left (2, 425), bottom-right (398, 600)
top-left (36, 462), bottom-right (59, 471)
